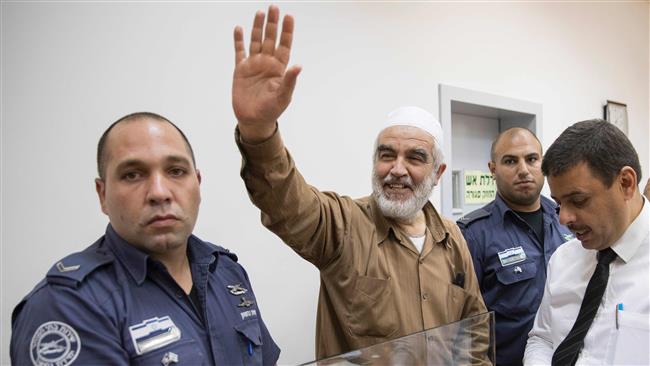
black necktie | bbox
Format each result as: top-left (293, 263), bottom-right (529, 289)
top-left (551, 248), bottom-right (618, 366)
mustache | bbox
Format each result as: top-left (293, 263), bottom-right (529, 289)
top-left (382, 174), bottom-right (414, 189)
top-left (567, 224), bottom-right (588, 232)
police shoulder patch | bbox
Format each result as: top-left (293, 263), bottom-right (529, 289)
top-left (457, 208), bottom-right (491, 228)
top-left (46, 249), bottom-right (113, 288)
top-left (30, 321), bottom-right (81, 366)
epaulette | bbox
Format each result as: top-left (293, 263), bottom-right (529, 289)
top-left (198, 237), bottom-right (240, 263)
top-left (46, 249), bottom-right (114, 288)
top-left (456, 208), bottom-right (491, 228)
top-left (214, 244), bottom-right (239, 262)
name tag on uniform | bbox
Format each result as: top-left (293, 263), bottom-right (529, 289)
top-left (498, 246), bottom-right (526, 267)
top-left (129, 316), bottom-right (181, 355)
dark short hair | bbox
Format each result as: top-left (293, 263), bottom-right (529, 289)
top-left (490, 127), bottom-right (541, 162)
top-left (541, 119), bottom-right (642, 187)
top-left (97, 112), bottom-right (196, 179)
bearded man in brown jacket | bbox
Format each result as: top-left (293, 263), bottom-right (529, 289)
top-left (231, 5), bottom-right (487, 361)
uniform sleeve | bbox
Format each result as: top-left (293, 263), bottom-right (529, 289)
top-left (236, 127), bottom-right (352, 269)
top-left (449, 224), bottom-right (487, 318)
top-left (235, 261), bottom-right (281, 365)
top-left (257, 313), bottom-right (281, 365)
top-left (444, 224), bottom-right (491, 365)
top-left (524, 260), bottom-right (555, 365)
top-left (11, 284), bottom-right (127, 365)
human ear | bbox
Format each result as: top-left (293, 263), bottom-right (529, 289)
top-left (95, 178), bottom-right (109, 215)
top-left (618, 166), bottom-right (637, 200)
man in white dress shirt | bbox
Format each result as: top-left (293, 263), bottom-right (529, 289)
top-left (524, 119), bottom-right (649, 365)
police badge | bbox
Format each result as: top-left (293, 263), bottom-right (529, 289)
top-left (30, 321), bottom-right (81, 366)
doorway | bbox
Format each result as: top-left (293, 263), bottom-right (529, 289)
top-left (438, 85), bottom-right (542, 219)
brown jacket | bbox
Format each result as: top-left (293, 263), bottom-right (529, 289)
top-left (237, 128), bottom-right (487, 359)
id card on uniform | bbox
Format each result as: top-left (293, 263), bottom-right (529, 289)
top-left (497, 246), bottom-right (526, 267)
top-left (129, 316), bottom-right (181, 355)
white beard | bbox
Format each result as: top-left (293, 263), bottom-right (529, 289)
top-left (372, 169), bottom-right (436, 221)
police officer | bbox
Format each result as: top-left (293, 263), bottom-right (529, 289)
top-left (457, 128), bottom-right (572, 366)
top-left (11, 112), bottom-right (280, 365)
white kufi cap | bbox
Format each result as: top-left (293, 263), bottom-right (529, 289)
top-left (381, 106), bottom-right (443, 148)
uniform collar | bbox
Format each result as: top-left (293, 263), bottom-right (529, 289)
top-left (187, 235), bottom-right (220, 272)
top-left (105, 225), bottom-right (150, 285)
top-left (370, 196), bottom-right (449, 247)
top-left (492, 194), bottom-right (509, 218)
top-left (493, 193), bottom-right (558, 221)
top-left (610, 196), bottom-right (649, 264)
top-left (105, 225), bottom-right (220, 285)
top-left (539, 195), bottom-right (562, 223)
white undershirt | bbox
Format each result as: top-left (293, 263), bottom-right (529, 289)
top-left (409, 235), bottom-right (426, 253)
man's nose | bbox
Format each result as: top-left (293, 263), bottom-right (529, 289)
top-left (147, 173), bottom-right (172, 204)
top-left (517, 160), bottom-right (531, 178)
top-left (390, 157), bottom-right (408, 177)
top-left (558, 206), bottom-right (575, 226)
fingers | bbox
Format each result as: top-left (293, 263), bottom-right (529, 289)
top-left (277, 65), bottom-right (302, 106)
top-left (233, 26), bottom-right (246, 64)
top-left (261, 5), bottom-right (279, 55)
top-left (239, 6), bottom-right (293, 65)
top-left (275, 14), bottom-right (294, 66)
top-left (249, 11), bottom-right (264, 55)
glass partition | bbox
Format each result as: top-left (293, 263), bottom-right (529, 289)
top-left (301, 312), bottom-right (495, 366)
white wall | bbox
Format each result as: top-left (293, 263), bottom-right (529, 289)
top-left (2, 2), bottom-right (648, 364)
top-left (452, 113), bottom-right (499, 217)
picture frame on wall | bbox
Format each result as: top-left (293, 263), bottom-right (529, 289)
top-left (603, 100), bottom-right (628, 135)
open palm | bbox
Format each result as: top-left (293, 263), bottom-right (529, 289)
top-left (232, 6), bottom-right (300, 142)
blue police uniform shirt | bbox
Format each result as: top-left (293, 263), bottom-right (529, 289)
top-left (11, 225), bottom-right (280, 366)
top-left (457, 195), bottom-right (573, 366)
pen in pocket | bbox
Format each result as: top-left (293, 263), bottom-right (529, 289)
top-left (616, 303), bottom-right (624, 330)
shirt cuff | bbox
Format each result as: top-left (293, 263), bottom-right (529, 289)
top-left (234, 125), bottom-right (285, 163)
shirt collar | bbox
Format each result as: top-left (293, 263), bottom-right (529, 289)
top-left (370, 197), bottom-right (449, 247)
top-left (105, 225), bottom-right (220, 285)
top-left (105, 224), bottom-right (150, 285)
top-left (539, 195), bottom-right (559, 214)
top-left (611, 196), bottom-right (649, 263)
top-left (494, 193), bottom-right (557, 221)
top-left (493, 193), bottom-right (518, 220)
top-left (187, 235), bottom-right (219, 272)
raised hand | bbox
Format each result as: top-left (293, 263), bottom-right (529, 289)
top-left (233, 5), bottom-right (301, 143)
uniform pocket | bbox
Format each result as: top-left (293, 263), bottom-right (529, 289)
top-left (493, 260), bottom-right (539, 316)
top-left (234, 319), bottom-right (264, 365)
top-left (130, 339), bottom-right (205, 365)
top-left (494, 261), bottom-right (536, 285)
top-left (347, 275), bottom-right (398, 338)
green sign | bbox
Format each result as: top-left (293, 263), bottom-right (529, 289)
top-left (465, 170), bottom-right (496, 204)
